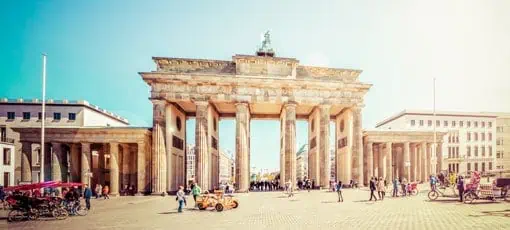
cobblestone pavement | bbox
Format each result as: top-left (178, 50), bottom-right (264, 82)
top-left (2, 185), bottom-right (510, 230)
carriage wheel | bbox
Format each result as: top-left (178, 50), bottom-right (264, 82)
top-left (8, 209), bottom-right (24, 222)
top-left (232, 200), bottom-right (239, 209)
top-left (464, 193), bottom-right (475, 204)
top-left (28, 208), bottom-right (40, 221)
top-left (412, 189), bottom-right (418, 196)
top-left (197, 203), bottom-right (206, 210)
top-left (215, 203), bottom-right (224, 212)
top-left (428, 191), bottom-right (439, 200)
top-left (76, 205), bottom-right (88, 216)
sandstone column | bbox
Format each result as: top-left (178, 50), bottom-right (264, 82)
top-left (421, 142), bottom-right (427, 181)
top-left (195, 101), bottom-right (210, 191)
top-left (426, 143), bottom-right (432, 177)
top-left (437, 143), bottom-right (443, 173)
top-left (98, 144), bottom-right (106, 186)
top-left (378, 144), bottom-right (385, 178)
top-left (136, 142), bottom-right (146, 195)
top-left (20, 142), bottom-right (32, 182)
top-left (152, 100), bottom-right (167, 194)
top-left (410, 144), bottom-right (416, 181)
top-left (70, 143), bottom-right (80, 182)
top-left (403, 142), bottom-right (410, 180)
top-left (235, 103), bottom-right (250, 192)
top-left (121, 144), bottom-right (130, 189)
top-left (110, 142), bottom-right (120, 196)
top-left (51, 142), bottom-right (63, 182)
top-left (319, 105), bottom-right (330, 188)
top-left (386, 142), bottom-right (393, 181)
top-left (366, 142), bottom-right (374, 181)
top-left (351, 107), bottom-right (363, 185)
top-left (284, 103), bottom-right (297, 186)
top-left (81, 143), bottom-right (91, 185)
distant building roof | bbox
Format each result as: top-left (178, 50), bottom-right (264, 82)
top-left (376, 109), bottom-right (498, 128)
top-left (0, 98), bottom-right (129, 124)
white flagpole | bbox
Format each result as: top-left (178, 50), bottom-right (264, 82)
top-left (433, 78), bottom-right (437, 174)
top-left (40, 53), bottom-right (47, 184)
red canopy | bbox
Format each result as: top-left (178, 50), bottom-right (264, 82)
top-left (5, 181), bottom-right (84, 191)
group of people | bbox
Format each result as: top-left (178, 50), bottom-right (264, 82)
top-left (250, 180), bottom-right (280, 192)
top-left (93, 184), bottom-right (110, 199)
top-left (368, 177), bottom-right (388, 201)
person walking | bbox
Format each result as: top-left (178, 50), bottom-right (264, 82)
top-left (286, 180), bottom-right (293, 197)
top-left (176, 186), bottom-right (186, 213)
top-left (392, 178), bottom-right (399, 197)
top-left (457, 175), bottom-right (465, 202)
top-left (369, 177), bottom-right (378, 201)
top-left (401, 178), bottom-right (407, 197)
top-left (95, 184), bottom-right (102, 199)
top-left (336, 181), bottom-right (344, 202)
top-left (83, 184), bottom-right (93, 210)
top-left (191, 183), bottom-right (201, 208)
top-left (102, 185), bottom-right (110, 199)
top-left (377, 177), bottom-right (386, 200)
top-left (430, 175), bottom-right (437, 191)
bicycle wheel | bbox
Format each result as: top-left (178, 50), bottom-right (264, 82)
top-left (428, 190), bottom-right (439, 200)
top-left (75, 205), bottom-right (88, 216)
top-left (28, 208), bottom-right (40, 221)
top-left (464, 192), bottom-right (475, 204)
top-left (52, 207), bottom-right (69, 220)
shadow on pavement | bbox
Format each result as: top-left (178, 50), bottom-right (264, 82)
top-left (469, 209), bottom-right (510, 218)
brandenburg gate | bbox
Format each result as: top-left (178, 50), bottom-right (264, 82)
top-left (139, 37), bottom-right (371, 193)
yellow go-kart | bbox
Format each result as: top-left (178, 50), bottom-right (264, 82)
top-left (196, 190), bottom-right (239, 212)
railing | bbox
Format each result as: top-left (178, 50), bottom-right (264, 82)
top-left (0, 136), bottom-right (15, 144)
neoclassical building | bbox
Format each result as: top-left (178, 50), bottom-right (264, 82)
top-left (7, 38), bottom-right (451, 194)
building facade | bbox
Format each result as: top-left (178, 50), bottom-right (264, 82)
top-left (296, 145), bottom-right (308, 181)
top-left (219, 149), bottom-right (234, 184)
top-left (0, 129), bottom-right (15, 187)
top-left (494, 113), bottom-right (510, 173)
top-left (185, 144), bottom-right (196, 183)
top-left (0, 98), bottom-right (129, 184)
top-left (376, 110), bottom-right (497, 175)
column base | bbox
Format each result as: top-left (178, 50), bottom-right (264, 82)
top-left (151, 192), bottom-right (167, 196)
top-left (135, 192), bottom-right (146, 196)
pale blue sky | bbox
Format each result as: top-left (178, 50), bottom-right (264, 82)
top-left (2, 1), bottom-right (510, 170)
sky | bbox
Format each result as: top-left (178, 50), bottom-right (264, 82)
top-left (2, 0), bottom-right (510, 171)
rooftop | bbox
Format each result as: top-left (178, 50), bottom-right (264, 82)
top-left (375, 109), bottom-right (499, 128)
top-left (0, 98), bottom-right (129, 124)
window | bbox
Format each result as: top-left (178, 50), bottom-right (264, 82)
top-left (475, 163), bottom-right (478, 171)
top-left (444, 121), bottom-right (448, 127)
top-left (456, 163), bottom-right (459, 173)
top-left (68, 113), bottom-right (76, 121)
top-left (474, 133), bottom-right (478, 141)
top-left (481, 133), bottom-right (485, 141)
top-left (38, 112), bottom-right (42, 120)
top-left (488, 122), bottom-right (492, 128)
top-left (448, 147), bottom-right (451, 158)
top-left (448, 136), bottom-right (452, 143)
top-left (3, 148), bottom-right (11, 165)
top-left (436, 120), bottom-right (440, 127)
top-left (428, 120), bottom-right (432, 127)
top-left (456, 147), bottom-right (459, 158)
top-left (22, 112), bottom-right (30, 120)
top-left (411, 120), bottom-right (415, 126)
top-left (460, 121), bottom-right (464, 127)
top-left (53, 113), bottom-right (61, 120)
top-left (467, 163), bottom-right (471, 171)
top-left (3, 173), bottom-right (9, 187)
top-left (467, 132), bottom-right (471, 141)
top-left (456, 136), bottom-right (459, 143)
top-left (7, 112), bottom-right (15, 120)
top-left (497, 138), bottom-right (504, 145)
top-left (482, 147), bottom-right (486, 156)
top-left (489, 146), bottom-right (492, 157)
top-left (474, 121), bottom-right (478, 128)
top-left (497, 126), bottom-right (503, 132)
top-left (452, 121), bottom-right (456, 127)
top-left (488, 133), bottom-right (492, 141)
top-left (467, 146), bottom-right (471, 157)
top-left (497, 151), bottom-right (502, 158)
top-left (489, 162), bottom-right (493, 170)
top-left (419, 120), bottom-right (424, 126)
top-left (475, 146), bottom-right (478, 156)
top-left (482, 162), bottom-right (486, 172)
top-left (467, 121), bottom-right (471, 128)
top-left (481, 122), bottom-right (485, 128)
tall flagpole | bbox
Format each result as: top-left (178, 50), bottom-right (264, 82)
top-left (433, 78), bottom-right (437, 174)
top-left (40, 53), bottom-right (47, 183)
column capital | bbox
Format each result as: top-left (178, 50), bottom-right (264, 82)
top-left (151, 98), bottom-right (168, 105)
top-left (235, 102), bottom-right (249, 108)
top-left (194, 100), bottom-right (209, 106)
top-left (283, 101), bottom-right (298, 108)
top-left (318, 104), bottom-right (331, 109)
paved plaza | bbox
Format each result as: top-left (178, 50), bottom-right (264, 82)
top-left (2, 186), bottom-right (509, 230)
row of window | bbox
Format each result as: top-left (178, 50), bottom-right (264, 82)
top-left (497, 138), bottom-right (505, 146)
top-left (447, 146), bottom-right (494, 158)
top-left (448, 162), bottom-right (493, 173)
top-left (496, 151), bottom-right (505, 159)
top-left (411, 120), bottom-right (492, 128)
top-left (5, 112), bottom-right (76, 121)
top-left (466, 132), bottom-right (492, 142)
